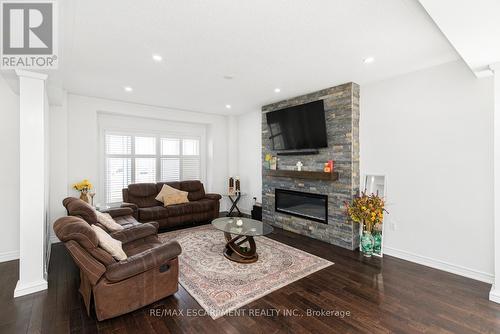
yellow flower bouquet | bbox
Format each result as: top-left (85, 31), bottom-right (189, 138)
top-left (344, 192), bottom-right (386, 232)
top-left (73, 179), bottom-right (93, 193)
top-left (73, 179), bottom-right (94, 204)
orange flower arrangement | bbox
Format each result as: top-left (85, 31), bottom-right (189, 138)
top-left (345, 192), bottom-right (386, 232)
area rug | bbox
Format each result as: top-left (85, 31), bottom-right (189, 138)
top-left (158, 224), bottom-right (333, 319)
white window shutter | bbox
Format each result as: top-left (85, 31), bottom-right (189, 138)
top-left (104, 134), bottom-right (201, 203)
top-left (135, 158), bottom-right (156, 183)
top-left (160, 158), bottom-right (180, 181)
top-left (182, 157), bottom-right (200, 180)
top-left (105, 157), bottom-right (132, 203)
top-left (135, 136), bottom-right (156, 155)
top-left (106, 134), bottom-right (131, 154)
top-left (161, 138), bottom-right (180, 155)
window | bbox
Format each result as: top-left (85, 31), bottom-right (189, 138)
top-left (104, 133), bottom-right (201, 204)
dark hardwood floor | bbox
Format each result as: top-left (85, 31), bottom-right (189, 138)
top-left (2, 225), bottom-right (500, 333)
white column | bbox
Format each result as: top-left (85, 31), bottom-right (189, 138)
top-left (227, 115), bottom-right (239, 176)
top-left (224, 115), bottom-right (239, 211)
top-left (14, 70), bottom-right (49, 297)
top-left (491, 63), bottom-right (500, 303)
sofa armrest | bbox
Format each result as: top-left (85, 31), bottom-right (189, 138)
top-left (205, 193), bottom-right (221, 219)
top-left (205, 193), bottom-right (222, 201)
top-left (65, 240), bottom-right (106, 285)
top-left (107, 207), bottom-right (133, 218)
top-left (105, 241), bottom-right (182, 282)
top-left (121, 202), bottom-right (138, 218)
top-left (109, 223), bottom-right (157, 244)
top-left (148, 221), bottom-right (159, 231)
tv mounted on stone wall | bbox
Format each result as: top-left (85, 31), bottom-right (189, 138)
top-left (266, 100), bottom-right (328, 153)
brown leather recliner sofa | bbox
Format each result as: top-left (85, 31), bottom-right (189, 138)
top-left (62, 196), bottom-right (159, 232)
top-left (54, 215), bottom-right (181, 321)
top-left (122, 180), bottom-right (222, 229)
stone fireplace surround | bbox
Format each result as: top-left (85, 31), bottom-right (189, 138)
top-left (261, 83), bottom-right (360, 250)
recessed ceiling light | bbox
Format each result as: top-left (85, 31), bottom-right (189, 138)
top-left (124, 86), bottom-right (133, 92)
top-left (363, 57), bottom-right (375, 64)
top-left (223, 75), bottom-right (234, 80)
top-left (274, 88), bottom-right (281, 93)
top-left (152, 54), bottom-right (163, 62)
top-left (225, 104), bottom-right (232, 109)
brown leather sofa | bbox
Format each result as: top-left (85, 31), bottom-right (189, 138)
top-left (122, 180), bottom-right (221, 229)
top-left (62, 197), bottom-right (159, 232)
top-left (54, 215), bottom-right (181, 321)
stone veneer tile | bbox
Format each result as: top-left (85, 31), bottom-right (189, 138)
top-left (262, 82), bottom-right (360, 250)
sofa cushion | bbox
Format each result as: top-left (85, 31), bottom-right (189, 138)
top-left (91, 225), bottom-right (127, 261)
top-left (54, 216), bottom-right (99, 250)
top-left (126, 183), bottom-right (161, 208)
top-left (156, 182), bottom-right (181, 193)
top-left (96, 212), bottom-right (124, 232)
top-left (165, 203), bottom-right (194, 217)
top-left (155, 184), bottom-right (189, 206)
top-left (155, 184), bottom-right (177, 202)
top-left (189, 199), bottom-right (216, 213)
top-left (64, 197), bottom-right (98, 225)
top-left (138, 206), bottom-right (169, 221)
top-left (180, 180), bottom-right (206, 201)
top-left (54, 216), bottom-right (116, 265)
top-left (164, 192), bottom-right (189, 206)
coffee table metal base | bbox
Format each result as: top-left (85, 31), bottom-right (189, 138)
top-left (223, 232), bottom-right (258, 263)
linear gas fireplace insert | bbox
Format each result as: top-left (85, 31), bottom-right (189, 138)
top-left (275, 189), bottom-right (328, 224)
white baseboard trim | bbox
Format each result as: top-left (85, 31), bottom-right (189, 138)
top-left (384, 246), bottom-right (494, 284)
top-left (0, 250), bottom-right (19, 263)
top-left (14, 279), bottom-right (48, 297)
top-left (490, 286), bottom-right (500, 304)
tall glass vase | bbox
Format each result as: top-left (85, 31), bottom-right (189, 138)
top-left (373, 231), bottom-right (382, 255)
top-left (360, 230), bottom-right (375, 257)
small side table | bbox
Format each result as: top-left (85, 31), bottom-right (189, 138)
top-left (224, 193), bottom-right (246, 217)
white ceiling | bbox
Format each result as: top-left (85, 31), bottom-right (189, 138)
top-left (418, 0), bottom-right (500, 77)
top-left (53, 0), bottom-right (459, 115)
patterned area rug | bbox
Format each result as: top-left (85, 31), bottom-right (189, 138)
top-left (158, 225), bottom-right (333, 319)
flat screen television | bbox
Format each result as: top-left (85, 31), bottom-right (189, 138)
top-left (266, 100), bottom-right (328, 151)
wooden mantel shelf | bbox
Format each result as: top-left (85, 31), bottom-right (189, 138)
top-left (264, 169), bottom-right (339, 181)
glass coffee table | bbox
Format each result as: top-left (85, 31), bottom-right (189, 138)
top-left (212, 217), bottom-right (273, 263)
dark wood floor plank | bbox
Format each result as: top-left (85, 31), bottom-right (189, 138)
top-left (2, 225), bottom-right (500, 333)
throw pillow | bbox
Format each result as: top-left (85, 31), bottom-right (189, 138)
top-left (91, 225), bottom-right (127, 261)
top-left (163, 191), bottom-right (189, 206)
top-left (96, 211), bottom-right (124, 232)
top-left (155, 184), bottom-right (187, 203)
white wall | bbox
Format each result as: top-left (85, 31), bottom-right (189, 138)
top-left (361, 60), bottom-right (494, 282)
top-left (0, 75), bottom-right (19, 262)
top-left (235, 60), bottom-right (494, 282)
top-left (48, 93), bottom-right (68, 243)
top-left (236, 111), bottom-right (262, 214)
top-left (491, 63), bottom-right (500, 302)
top-left (52, 95), bottom-right (230, 225)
